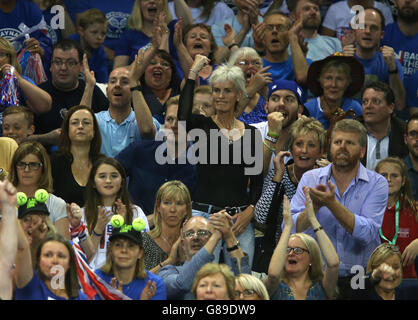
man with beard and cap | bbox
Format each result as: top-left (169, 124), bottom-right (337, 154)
top-left (288, 119), bottom-right (388, 299)
top-left (381, 0), bottom-right (418, 120)
top-left (158, 214), bottom-right (250, 300)
top-left (288, 0), bottom-right (342, 61)
top-left (251, 79), bottom-right (307, 177)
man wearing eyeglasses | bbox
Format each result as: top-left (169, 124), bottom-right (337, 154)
top-left (34, 39), bottom-right (108, 139)
top-left (158, 214), bottom-right (250, 300)
top-left (356, 81), bottom-right (408, 170)
top-left (261, 10), bottom-right (311, 91)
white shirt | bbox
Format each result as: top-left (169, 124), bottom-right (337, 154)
top-left (168, 2), bottom-right (234, 25)
top-left (366, 133), bottom-right (389, 171)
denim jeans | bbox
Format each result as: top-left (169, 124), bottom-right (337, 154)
top-left (192, 209), bottom-right (255, 269)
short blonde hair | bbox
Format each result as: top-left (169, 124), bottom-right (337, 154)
top-left (288, 117), bottom-right (326, 153)
top-left (192, 263), bottom-right (236, 300)
top-left (228, 47), bottom-right (262, 66)
top-left (235, 274), bottom-right (269, 300)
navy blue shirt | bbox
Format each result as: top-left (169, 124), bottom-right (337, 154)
top-left (116, 139), bottom-right (198, 215)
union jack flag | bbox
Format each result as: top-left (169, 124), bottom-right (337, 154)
top-left (71, 241), bottom-right (131, 300)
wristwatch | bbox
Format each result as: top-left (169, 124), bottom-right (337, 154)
top-left (226, 240), bottom-right (240, 252)
top-left (130, 85), bottom-right (142, 92)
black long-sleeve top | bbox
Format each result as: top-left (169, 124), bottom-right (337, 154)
top-left (178, 79), bottom-right (263, 207)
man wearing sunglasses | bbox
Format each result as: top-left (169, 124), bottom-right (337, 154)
top-left (158, 214), bottom-right (250, 300)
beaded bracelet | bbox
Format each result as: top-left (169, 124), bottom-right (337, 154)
top-left (263, 140), bottom-right (275, 152)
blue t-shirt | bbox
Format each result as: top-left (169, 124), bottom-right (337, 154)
top-left (68, 34), bottom-right (108, 83)
top-left (305, 97), bottom-right (363, 129)
top-left (115, 20), bottom-right (178, 64)
top-left (263, 56), bottom-right (312, 102)
top-left (353, 52), bottom-right (404, 102)
top-left (270, 281), bottom-right (327, 300)
top-left (382, 22), bottom-right (418, 116)
top-left (95, 269), bottom-right (167, 300)
top-left (0, 0), bottom-right (52, 66)
top-left (116, 139), bottom-right (198, 214)
top-left (64, 0), bottom-right (135, 50)
top-left (15, 270), bottom-right (88, 300)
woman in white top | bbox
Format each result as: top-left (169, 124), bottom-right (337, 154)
top-left (67, 157), bottom-right (149, 269)
top-left (8, 141), bottom-right (69, 238)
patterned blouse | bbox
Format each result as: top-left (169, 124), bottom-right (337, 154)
top-left (254, 165), bottom-right (297, 243)
top-left (143, 232), bottom-right (167, 271)
top-left (271, 281), bottom-right (327, 300)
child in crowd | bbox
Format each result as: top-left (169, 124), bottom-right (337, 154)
top-left (68, 157), bottom-right (149, 270)
top-left (192, 85), bottom-right (215, 117)
top-left (69, 8), bottom-right (109, 83)
top-left (2, 106), bottom-right (35, 145)
top-left (375, 157), bottom-right (418, 278)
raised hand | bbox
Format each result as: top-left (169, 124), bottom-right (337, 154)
top-left (282, 194), bottom-right (293, 229)
top-left (166, 236), bottom-right (182, 265)
top-left (309, 180), bottom-right (336, 209)
top-left (115, 198), bottom-right (127, 220)
top-left (222, 24), bottom-right (236, 48)
top-left (24, 37), bottom-right (44, 56)
top-left (267, 111), bottom-right (284, 137)
top-left (341, 29), bottom-right (355, 47)
top-left (95, 206), bottom-right (113, 233)
top-left (173, 17), bottom-right (184, 48)
top-left (190, 54), bottom-right (210, 76)
top-left (252, 22), bottom-right (265, 50)
top-left (372, 262), bottom-right (398, 282)
top-left (82, 53), bottom-right (96, 87)
top-left (402, 239), bottom-right (418, 267)
top-left (247, 66), bottom-right (273, 93)
top-left (66, 202), bottom-right (82, 228)
top-left (140, 280), bottom-right (157, 300)
top-left (342, 44), bottom-right (355, 57)
top-left (273, 151), bottom-right (291, 182)
top-left (0, 179), bottom-right (17, 209)
top-left (110, 277), bottom-right (123, 292)
top-left (380, 45), bottom-right (397, 72)
top-left (303, 186), bottom-right (317, 223)
top-left (210, 211), bottom-right (233, 238)
top-left (128, 49), bottom-right (145, 86)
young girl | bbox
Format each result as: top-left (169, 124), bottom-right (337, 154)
top-left (375, 157), bottom-right (418, 278)
top-left (68, 157), bottom-right (149, 270)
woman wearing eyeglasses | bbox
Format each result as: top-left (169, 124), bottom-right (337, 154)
top-left (8, 141), bottom-right (70, 239)
top-left (50, 105), bottom-right (103, 207)
top-left (0, 37), bottom-right (51, 116)
top-left (235, 273), bottom-right (269, 300)
top-left (265, 190), bottom-right (339, 300)
top-left (228, 47), bottom-right (272, 124)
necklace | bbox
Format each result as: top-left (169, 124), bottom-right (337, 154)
top-left (292, 164), bottom-right (300, 184)
top-left (216, 116), bottom-right (237, 144)
top-left (160, 233), bottom-right (175, 248)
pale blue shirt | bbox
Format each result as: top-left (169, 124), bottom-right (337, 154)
top-left (289, 163), bottom-right (388, 277)
top-left (95, 110), bottom-right (160, 158)
top-left (211, 16), bottom-right (263, 48)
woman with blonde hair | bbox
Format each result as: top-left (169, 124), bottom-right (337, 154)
top-left (113, 0), bottom-right (192, 68)
top-left (375, 157), bottom-right (418, 278)
top-left (8, 141), bottom-right (69, 238)
top-left (192, 263), bottom-right (236, 300)
top-left (0, 37), bottom-right (51, 114)
top-left (0, 137), bottom-right (18, 180)
top-left (265, 189), bottom-right (339, 300)
top-left (235, 273), bottom-right (269, 300)
top-left (349, 243), bottom-right (405, 300)
top-left (143, 180), bottom-right (192, 273)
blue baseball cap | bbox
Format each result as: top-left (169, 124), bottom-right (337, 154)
top-left (267, 80), bottom-right (304, 106)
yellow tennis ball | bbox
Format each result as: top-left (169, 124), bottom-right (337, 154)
top-left (111, 215), bottom-right (124, 228)
top-left (16, 192), bottom-right (27, 206)
top-left (132, 218), bottom-right (146, 231)
top-left (34, 189), bottom-right (49, 203)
